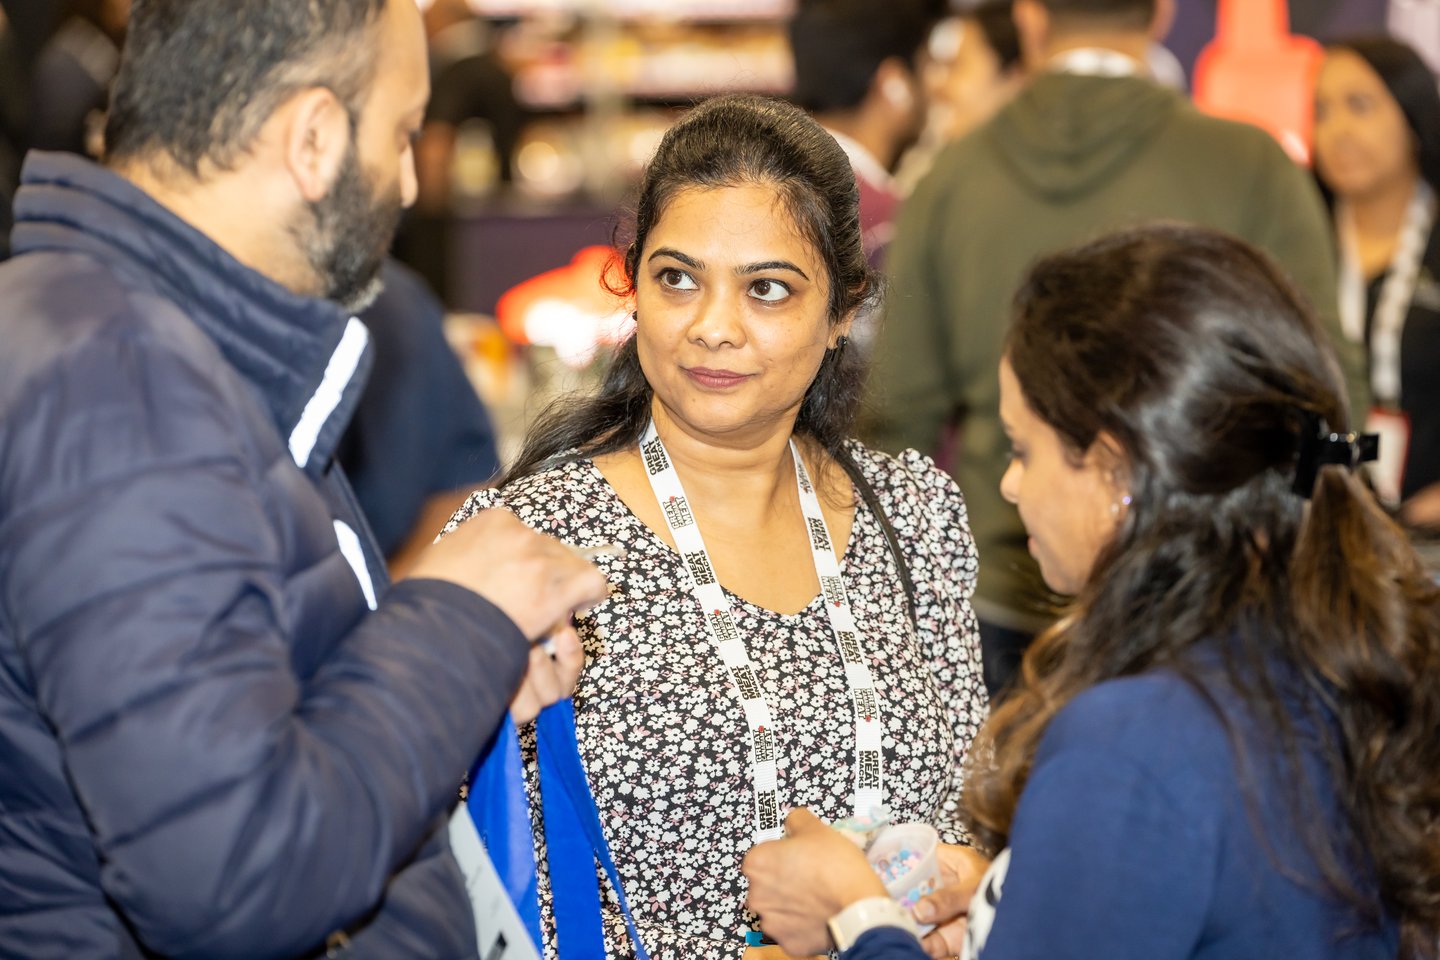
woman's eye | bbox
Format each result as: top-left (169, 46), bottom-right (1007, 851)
top-left (749, 278), bottom-right (790, 303)
top-left (659, 268), bottom-right (697, 291)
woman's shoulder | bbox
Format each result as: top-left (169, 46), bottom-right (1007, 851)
top-left (1040, 670), bottom-right (1234, 784)
top-left (443, 458), bottom-right (605, 540)
top-left (841, 441), bottom-right (971, 532)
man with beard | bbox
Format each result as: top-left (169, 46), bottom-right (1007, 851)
top-left (0, 1), bottom-right (608, 957)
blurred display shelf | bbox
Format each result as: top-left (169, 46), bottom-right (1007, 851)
top-left (497, 14), bottom-right (793, 111)
top-left (510, 29), bottom-right (792, 109)
top-left (469, 0), bottom-right (793, 21)
top-left (423, 0), bottom-right (800, 324)
top-left (446, 312), bottom-right (613, 470)
top-left (443, 4), bottom-right (797, 203)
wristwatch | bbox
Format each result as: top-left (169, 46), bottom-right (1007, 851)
top-left (827, 896), bottom-right (921, 952)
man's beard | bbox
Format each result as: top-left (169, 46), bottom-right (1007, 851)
top-left (294, 142), bottom-right (404, 313)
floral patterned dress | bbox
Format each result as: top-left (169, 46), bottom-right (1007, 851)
top-left (446, 443), bottom-right (986, 959)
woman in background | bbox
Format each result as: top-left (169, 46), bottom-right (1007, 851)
top-left (1313, 36), bottom-right (1440, 527)
top-left (744, 224), bottom-right (1440, 960)
top-left (447, 94), bottom-right (987, 959)
top-left (898, 0), bottom-right (1025, 191)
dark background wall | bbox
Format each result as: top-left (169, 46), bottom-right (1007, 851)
top-left (0, 0), bottom-right (66, 69)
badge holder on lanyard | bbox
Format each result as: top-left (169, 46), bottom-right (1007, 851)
top-left (450, 708), bottom-right (652, 960)
top-left (1338, 181), bottom-right (1436, 505)
top-left (639, 421), bottom-right (887, 843)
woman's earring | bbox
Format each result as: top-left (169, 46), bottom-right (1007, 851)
top-left (1110, 494), bottom-right (1132, 517)
top-left (833, 334), bottom-right (850, 352)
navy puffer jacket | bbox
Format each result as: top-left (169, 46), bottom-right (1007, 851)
top-left (0, 153), bottom-right (527, 958)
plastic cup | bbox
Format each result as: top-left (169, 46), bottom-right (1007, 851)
top-left (865, 822), bottom-right (940, 927)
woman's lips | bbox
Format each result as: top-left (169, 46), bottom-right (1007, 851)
top-left (684, 367), bottom-right (753, 389)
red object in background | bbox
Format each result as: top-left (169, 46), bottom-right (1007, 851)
top-left (1192, 0), bottom-right (1325, 164)
top-left (495, 245), bottom-right (634, 366)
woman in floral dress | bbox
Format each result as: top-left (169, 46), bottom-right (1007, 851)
top-left (447, 94), bottom-right (987, 960)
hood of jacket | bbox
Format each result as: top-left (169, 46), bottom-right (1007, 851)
top-left (9, 151), bottom-right (373, 479)
top-left (987, 71), bottom-right (1181, 202)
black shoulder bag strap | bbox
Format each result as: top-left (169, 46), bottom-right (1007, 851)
top-left (834, 447), bottom-right (919, 631)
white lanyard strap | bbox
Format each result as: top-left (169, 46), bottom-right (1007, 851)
top-left (639, 422), bottom-right (885, 843)
top-left (1048, 47), bottom-right (1143, 78)
top-left (792, 448), bottom-right (885, 821)
top-left (1338, 181), bottom-right (1436, 406)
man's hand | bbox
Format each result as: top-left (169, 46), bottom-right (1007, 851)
top-left (742, 809), bottom-right (887, 956)
top-left (915, 843), bottom-right (990, 958)
top-left (509, 623), bottom-right (586, 725)
top-left (405, 508), bottom-right (609, 640)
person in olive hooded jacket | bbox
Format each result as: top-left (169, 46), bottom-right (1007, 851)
top-left (867, 0), bottom-right (1366, 699)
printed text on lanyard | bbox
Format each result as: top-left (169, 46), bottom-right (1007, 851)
top-left (639, 421), bottom-right (885, 843)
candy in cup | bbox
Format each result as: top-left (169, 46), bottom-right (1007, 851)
top-left (864, 822), bottom-right (940, 934)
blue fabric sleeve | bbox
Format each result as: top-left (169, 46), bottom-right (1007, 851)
top-left (841, 925), bottom-right (929, 960)
top-left (971, 687), bottom-right (1223, 960)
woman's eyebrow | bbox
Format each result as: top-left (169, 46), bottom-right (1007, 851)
top-left (647, 248), bottom-right (704, 270)
top-left (738, 260), bottom-right (810, 280)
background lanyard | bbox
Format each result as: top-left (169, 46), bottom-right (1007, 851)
top-left (1338, 181), bottom-right (1436, 407)
top-left (639, 422), bottom-right (885, 843)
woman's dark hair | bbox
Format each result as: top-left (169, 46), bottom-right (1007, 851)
top-left (964, 223), bottom-right (1440, 957)
top-left (1320, 35), bottom-right (1440, 198)
top-left (105, 0), bottom-right (387, 174)
top-left (968, 0), bottom-right (1022, 74)
top-left (503, 93), bottom-right (876, 485)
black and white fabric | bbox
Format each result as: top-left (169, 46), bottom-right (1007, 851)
top-left (447, 443), bottom-right (986, 959)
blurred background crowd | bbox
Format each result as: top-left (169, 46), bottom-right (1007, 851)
top-left (0, 0), bottom-right (1437, 578)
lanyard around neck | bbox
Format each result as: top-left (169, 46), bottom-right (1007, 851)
top-left (1338, 180), bottom-right (1436, 406)
top-left (639, 421), bottom-right (885, 842)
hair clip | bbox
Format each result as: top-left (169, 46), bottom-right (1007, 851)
top-left (1292, 413), bottom-right (1380, 498)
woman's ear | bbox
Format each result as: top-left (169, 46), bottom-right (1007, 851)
top-left (830, 309), bottom-right (857, 349)
top-left (1092, 430), bottom-right (1132, 498)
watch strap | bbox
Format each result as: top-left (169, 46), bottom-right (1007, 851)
top-left (827, 896), bottom-right (921, 952)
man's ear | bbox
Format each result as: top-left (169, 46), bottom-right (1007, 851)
top-left (1149, 0), bottom-right (1176, 43)
top-left (1013, 0), bottom-right (1050, 71)
top-left (279, 87), bottom-right (352, 204)
top-left (872, 58), bottom-right (917, 114)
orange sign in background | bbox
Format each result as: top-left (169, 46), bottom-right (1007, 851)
top-left (1192, 0), bottom-right (1326, 164)
top-left (495, 245), bottom-right (633, 367)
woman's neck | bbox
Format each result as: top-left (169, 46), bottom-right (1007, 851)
top-left (1347, 174), bottom-right (1421, 242)
top-left (649, 403), bottom-right (802, 520)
